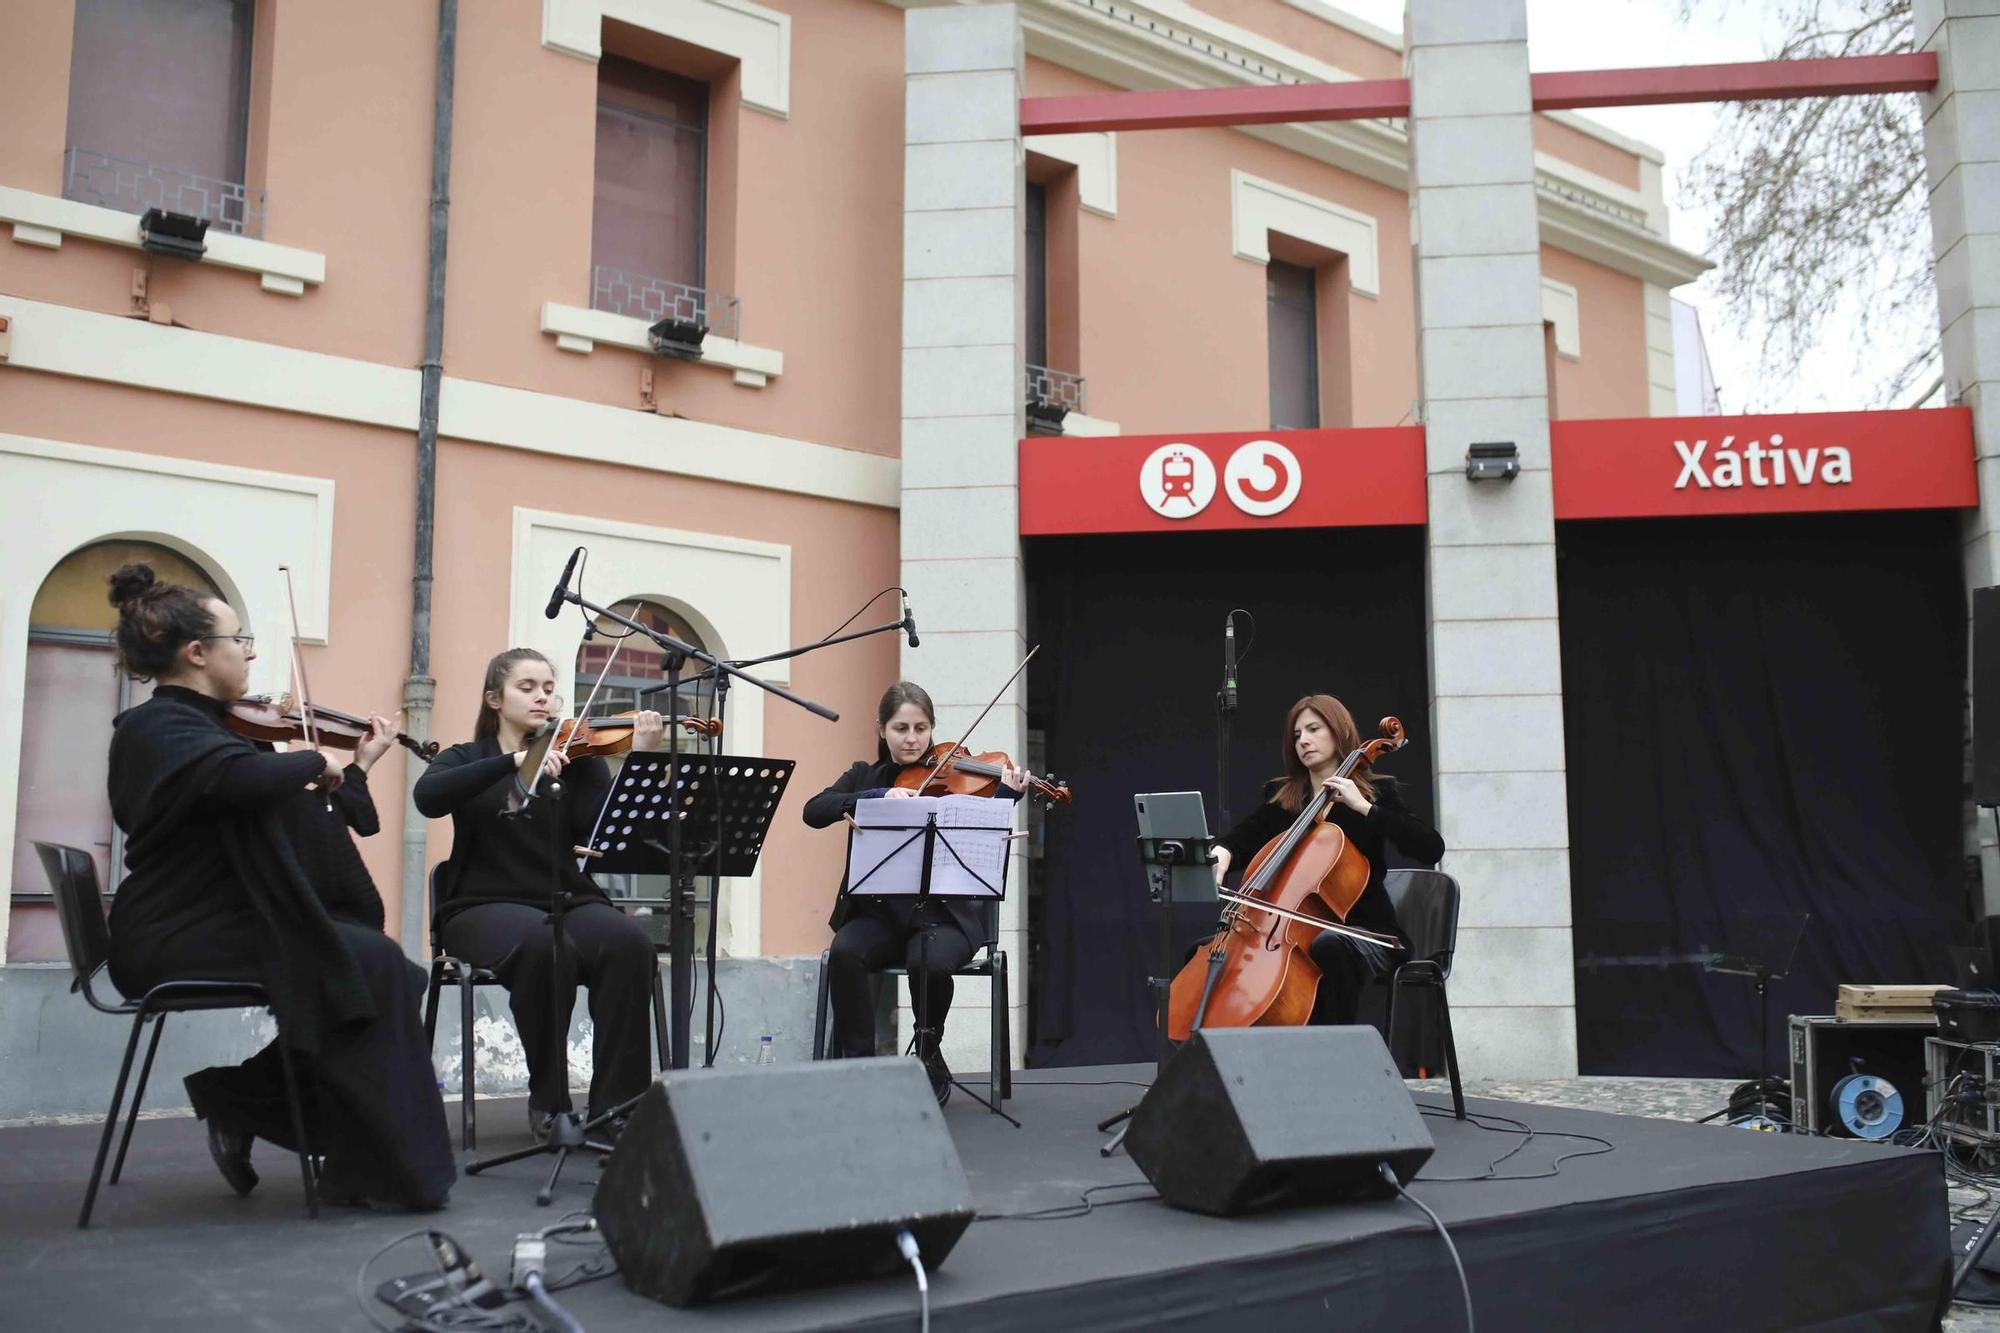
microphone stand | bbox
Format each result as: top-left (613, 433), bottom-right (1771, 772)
top-left (644, 611), bottom-right (915, 1066)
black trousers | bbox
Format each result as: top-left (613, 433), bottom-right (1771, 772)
top-left (1307, 931), bottom-right (1407, 1027)
top-left (437, 901), bottom-right (655, 1116)
top-left (122, 918), bottom-right (456, 1207)
top-left (828, 905), bottom-right (975, 1059)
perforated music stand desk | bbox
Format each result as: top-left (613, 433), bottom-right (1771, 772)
top-left (841, 795), bottom-right (1016, 1122)
top-left (586, 753), bottom-right (793, 1072)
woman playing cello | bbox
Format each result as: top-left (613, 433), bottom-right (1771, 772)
top-left (1210, 694), bottom-right (1444, 1027)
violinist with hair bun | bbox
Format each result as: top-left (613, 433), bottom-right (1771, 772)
top-left (411, 648), bottom-right (665, 1141)
top-left (803, 680), bottom-right (1026, 1104)
top-left (103, 563), bottom-right (453, 1212)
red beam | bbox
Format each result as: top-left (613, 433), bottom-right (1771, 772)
top-left (1021, 77), bottom-right (1409, 136)
top-left (1019, 53), bottom-right (1936, 136)
top-left (1531, 53), bottom-right (1938, 111)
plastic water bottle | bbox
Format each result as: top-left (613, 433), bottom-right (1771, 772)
top-left (755, 1034), bottom-right (775, 1066)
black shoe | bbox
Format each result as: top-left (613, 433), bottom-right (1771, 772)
top-left (922, 1050), bottom-right (952, 1108)
top-left (205, 1121), bottom-right (258, 1198)
top-left (320, 1182), bottom-right (451, 1213)
top-left (527, 1106), bottom-right (558, 1144)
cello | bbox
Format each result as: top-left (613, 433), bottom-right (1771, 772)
top-left (1165, 716), bottom-right (1409, 1041)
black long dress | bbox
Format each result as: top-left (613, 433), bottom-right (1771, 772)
top-left (413, 738), bottom-right (655, 1118)
top-left (1214, 774), bottom-right (1444, 1026)
top-left (105, 686), bottom-right (454, 1208)
top-left (803, 760), bottom-right (1008, 1059)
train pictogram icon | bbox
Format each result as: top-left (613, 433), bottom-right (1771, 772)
top-left (1158, 450), bottom-right (1198, 505)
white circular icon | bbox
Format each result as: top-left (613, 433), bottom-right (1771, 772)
top-left (1139, 444), bottom-right (1216, 519)
top-left (1224, 440), bottom-right (1303, 517)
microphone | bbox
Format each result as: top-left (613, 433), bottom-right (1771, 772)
top-left (903, 595), bottom-right (920, 649)
top-left (544, 546), bottom-right (582, 620)
top-left (1222, 613), bottom-right (1238, 713)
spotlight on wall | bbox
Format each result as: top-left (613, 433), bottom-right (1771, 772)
top-left (138, 208), bottom-right (210, 261)
top-left (1465, 441), bottom-right (1520, 482)
top-left (647, 317), bottom-right (709, 360)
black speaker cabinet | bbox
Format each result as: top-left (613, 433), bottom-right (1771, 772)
top-left (1976, 586), bottom-right (2000, 807)
top-left (593, 1058), bottom-right (974, 1307)
top-left (1125, 1026), bottom-right (1434, 1217)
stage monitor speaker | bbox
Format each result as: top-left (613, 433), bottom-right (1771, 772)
top-left (593, 1058), bottom-right (974, 1307)
top-left (1125, 1026), bottom-right (1434, 1217)
top-left (1976, 586), bottom-right (2000, 807)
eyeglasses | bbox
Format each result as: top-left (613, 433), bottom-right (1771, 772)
top-left (198, 634), bottom-right (256, 650)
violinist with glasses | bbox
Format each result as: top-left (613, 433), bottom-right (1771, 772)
top-left (103, 564), bottom-right (453, 1211)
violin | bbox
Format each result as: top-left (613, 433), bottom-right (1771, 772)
top-left (1166, 716), bottom-right (1409, 1041)
top-left (224, 694), bottom-right (440, 761)
top-left (545, 709), bottom-right (722, 759)
top-left (895, 742), bottom-right (1072, 806)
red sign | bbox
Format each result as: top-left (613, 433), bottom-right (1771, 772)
top-left (1019, 426), bottom-right (1427, 535)
top-left (1552, 408), bottom-right (1977, 520)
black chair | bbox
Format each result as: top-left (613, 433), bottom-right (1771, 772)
top-left (35, 842), bottom-right (317, 1227)
top-left (1382, 867), bottom-right (1466, 1121)
top-left (420, 866), bottom-right (672, 1152)
top-left (810, 901), bottom-right (1013, 1111)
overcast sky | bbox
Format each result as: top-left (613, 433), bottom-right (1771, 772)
top-left (1333, 0), bottom-right (1938, 414)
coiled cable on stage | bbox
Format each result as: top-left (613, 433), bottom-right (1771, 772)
top-left (1382, 1163), bottom-right (1473, 1333)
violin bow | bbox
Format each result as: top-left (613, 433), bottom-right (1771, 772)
top-left (277, 565), bottom-right (332, 811)
top-left (914, 644), bottom-right (1040, 797)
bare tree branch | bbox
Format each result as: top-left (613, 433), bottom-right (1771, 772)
top-left (1677, 0), bottom-right (1937, 407)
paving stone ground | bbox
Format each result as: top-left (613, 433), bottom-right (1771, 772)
top-left (1414, 1075), bottom-right (2000, 1329)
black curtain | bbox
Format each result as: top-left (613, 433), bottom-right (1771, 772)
top-left (1026, 527), bottom-right (1433, 1067)
top-left (1560, 511), bottom-right (1971, 1077)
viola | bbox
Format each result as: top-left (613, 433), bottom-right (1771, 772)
top-left (224, 695), bottom-right (440, 761)
top-left (547, 710), bottom-right (722, 759)
top-left (1165, 716), bottom-right (1409, 1041)
top-left (894, 742), bottom-right (1072, 806)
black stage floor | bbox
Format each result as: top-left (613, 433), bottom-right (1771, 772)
top-left (3, 1065), bottom-right (1950, 1331)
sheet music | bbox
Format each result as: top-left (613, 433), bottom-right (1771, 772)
top-left (849, 795), bottom-right (1012, 898)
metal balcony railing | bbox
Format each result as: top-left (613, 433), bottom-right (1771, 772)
top-left (592, 266), bottom-right (742, 348)
top-left (63, 147), bottom-right (265, 238)
top-left (1026, 363), bottom-right (1087, 431)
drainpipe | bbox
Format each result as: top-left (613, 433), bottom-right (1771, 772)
top-left (400, 0), bottom-right (457, 961)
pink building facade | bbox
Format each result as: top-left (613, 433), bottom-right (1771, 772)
top-left (0, 0), bottom-right (1705, 1112)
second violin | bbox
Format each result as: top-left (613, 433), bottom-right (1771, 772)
top-left (895, 742), bottom-right (1071, 805)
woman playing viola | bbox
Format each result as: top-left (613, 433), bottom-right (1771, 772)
top-left (1211, 694), bottom-right (1445, 1027)
top-left (412, 649), bottom-right (663, 1140)
top-left (103, 565), bottom-right (453, 1211)
top-left (803, 681), bottom-right (1026, 1103)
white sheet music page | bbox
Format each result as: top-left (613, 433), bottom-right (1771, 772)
top-left (849, 795), bottom-right (1012, 898)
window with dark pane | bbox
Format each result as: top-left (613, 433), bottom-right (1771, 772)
top-left (592, 56), bottom-right (708, 301)
top-left (1026, 181), bottom-right (1049, 369)
top-left (1267, 259), bottom-right (1321, 431)
top-left (65, 0), bottom-right (255, 205)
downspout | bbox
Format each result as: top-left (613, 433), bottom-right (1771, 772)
top-left (400, 0), bottom-right (457, 961)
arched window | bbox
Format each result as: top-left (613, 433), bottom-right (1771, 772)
top-left (572, 599), bottom-right (714, 938)
top-left (12, 541), bottom-right (222, 962)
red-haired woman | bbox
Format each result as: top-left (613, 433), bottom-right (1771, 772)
top-left (1209, 694), bottom-right (1445, 1026)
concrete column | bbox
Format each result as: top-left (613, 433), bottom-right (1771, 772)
top-left (1916, 0), bottom-right (2000, 905)
top-left (1407, 0), bottom-right (1576, 1077)
top-left (899, 4), bottom-right (1028, 1071)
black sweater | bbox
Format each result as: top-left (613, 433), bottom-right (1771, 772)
top-left (1216, 775), bottom-right (1443, 947)
top-left (413, 737), bottom-right (612, 930)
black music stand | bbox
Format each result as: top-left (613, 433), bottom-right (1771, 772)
top-left (1695, 909), bottom-right (1811, 1130)
top-left (843, 796), bottom-right (1020, 1125)
top-left (591, 751), bottom-right (794, 1066)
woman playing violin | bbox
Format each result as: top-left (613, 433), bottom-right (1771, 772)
top-left (1211, 694), bottom-right (1444, 1027)
top-left (412, 648), bottom-right (664, 1140)
top-left (803, 681), bottom-right (1026, 1103)
top-left (102, 564), bottom-right (453, 1211)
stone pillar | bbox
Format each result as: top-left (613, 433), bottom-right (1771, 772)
top-left (899, 4), bottom-right (1028, 1070)
top-left (1916, 0), bottom-right (2000, 905)
top-left (1407, 0), bottom-right (1576, 1077)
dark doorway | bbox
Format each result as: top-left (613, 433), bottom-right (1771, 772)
top-left (1025, 526), bottom-right (1433, 1067)
top-left (1559, 510), bottom-right (1971, 1076)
